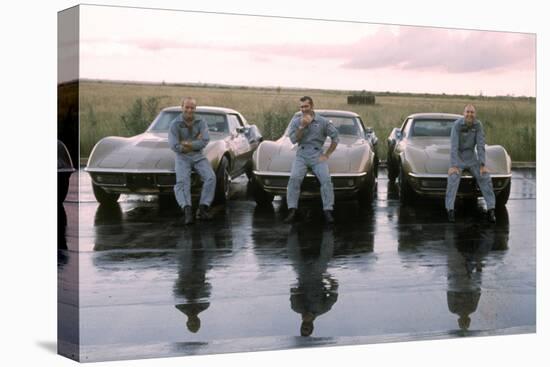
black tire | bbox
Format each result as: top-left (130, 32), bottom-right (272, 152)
top-left (387, 154), bottom-right (399, 182)
top-left (398, 164), bottom-right (415, 205)
top-left (358, 170), bottom-right (375, 205)
top-left (245, 161), bottom-right (254, 181)
top-left (214, 156), bottom-right (230, 204)
top-left (92, 183), bottom-right (120, 205)
top-left (58, 173), bottom-right (70, 203)
top-left (251, 176), bottom-right (274, 206)
top-left (496, 180), bottom-right (511, 207)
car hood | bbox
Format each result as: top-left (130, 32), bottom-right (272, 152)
top-left (266, 136), bottom-right (366, 173)
top-left (404, 137), bottom-right (510, 174)
top-left (90, 132), bottom-right (226, 171)
top-left (405, 138), bottom-right (451, 173)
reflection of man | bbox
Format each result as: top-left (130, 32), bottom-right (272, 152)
top-left (287, 224), bottom-right (338, 336)
top-left (285, 96), bottom-right (339, 224)
top-left (445, 216), bottom-right (509, 331)
top-left (446, 104), bottom-right (496, 223)
top-left (168, 97), bottom-right (216, 225)
top-left (173, 225), bottom-right (214, 333)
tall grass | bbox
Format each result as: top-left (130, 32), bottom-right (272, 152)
top-left (77, 81), bottom-right (536, 161)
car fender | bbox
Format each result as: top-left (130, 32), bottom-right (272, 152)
top-left (485, 145), bottom-right (512, 174)
top-left (87, 136), bottom-right (131, 168)
top-left (252, 140), bottom-right (281, 171)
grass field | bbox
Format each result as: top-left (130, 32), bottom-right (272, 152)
top-left (71, 80), bottom-right (536, 161)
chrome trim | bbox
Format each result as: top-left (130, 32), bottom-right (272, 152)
top-left (85, 167), bottom-right (175, 174)
top-left (263, 186), bottom-right (357, 192)
top-left (93, 182), bottom-right (127, 188)
top-left (253, 170), bottom-right (367, 177)
top-left (408, 172), bottom-right (512, 179)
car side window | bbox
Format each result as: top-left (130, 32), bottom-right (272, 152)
top-left (232, 114), bottom-right (246, 127)
top-left (227, 115), bottom-right (241, 134)
top-left (402, 118), bottom-right (413, 137)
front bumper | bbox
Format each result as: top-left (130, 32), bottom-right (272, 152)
top-left (253, 170), bottom-right (369, 197)
top-left (406, 172), bottom-right (512, 197)
top-left (86, 168), bottom-right (181, 195)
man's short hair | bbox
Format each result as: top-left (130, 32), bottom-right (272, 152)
top-left (464, 104), bottom-right (476, 112)
top-left (181, 97), bottom-right (197, 106)
top-left (300, 96), bottom-right (314, 105)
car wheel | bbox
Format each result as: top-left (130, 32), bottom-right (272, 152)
top-left (398, 164), bottom-right (415, 205)
top-left (58, 173), bottom-right (70, 203)
top-left (92, 183), bottom-right (120, 205)
top-left (251, 176), bottom-right (274, 206)
top-left (214, 156), bottom-right (231, 204)
top-left (387, 156), bottom-right (398, 182)
top-left (358, 170), bottom-right (375, 205)
top-left (245, 161), bottom-right (254, 181)
top-left (496, 180), bottom-right (511, 207)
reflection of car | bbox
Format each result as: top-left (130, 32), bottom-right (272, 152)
top-left (58, 140), bottom-right (76, 203)
top-left (387, 113), bottom-right (512, 206)
top-left (251, 110), bottom-right (378, 205)
top-left (86, 106), bottom-right (262, 205)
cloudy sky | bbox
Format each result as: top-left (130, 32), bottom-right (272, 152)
top-left (65, 5), bottom-right (536, 96)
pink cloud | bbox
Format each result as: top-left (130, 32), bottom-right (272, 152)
top-left (341, 28), bottom-right (535, 73)
top-left (83, 26), bottom-right (535, 74)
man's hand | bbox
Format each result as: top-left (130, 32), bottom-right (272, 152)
top-left (319, 153), bottom-right (329, 162)
top-left (480, 165), bottom-right (489, 175)
top-left (300, 114), bottom-right (313, 128)
top-left (448, 166), bottom-right (460, 175)
top-left (181, 141), bottom-right (193, 153)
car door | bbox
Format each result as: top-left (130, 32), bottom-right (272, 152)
top-left (227, 114), bottom-right (251, 176)
top-left (394, 118), bottom-right (413, 157)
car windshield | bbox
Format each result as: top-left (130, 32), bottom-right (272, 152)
top-left (410, 119), bottom-right (456, 137)
top-left (284, 114), bottom-right (364, 138)
top-left (148, 110), bottom-right (229, 133)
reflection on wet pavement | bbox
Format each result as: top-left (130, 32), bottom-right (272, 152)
top-left (58, 168), bottom-right (536, 362)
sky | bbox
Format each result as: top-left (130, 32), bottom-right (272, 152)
top-left (62, 5), bottom-right (536, 96)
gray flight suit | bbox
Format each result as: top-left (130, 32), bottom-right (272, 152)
top-left (286, 112), bottom-right (339, 211)
top-left (445, 118), bottom-right (495, 211)
top-left (168, 115), bottom-right (216, 208)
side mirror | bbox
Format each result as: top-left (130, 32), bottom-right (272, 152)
top-left (396, 129), bottom-right (403, 140)
top-left (236, 127), bottom-right (249, 135)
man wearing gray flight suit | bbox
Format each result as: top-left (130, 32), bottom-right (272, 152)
top-left (284, 96), bottom-right (339, 224)
top-left (168, 97), bottom-right (216, 225)
top-left (445, 104), bottom-right (496, 223)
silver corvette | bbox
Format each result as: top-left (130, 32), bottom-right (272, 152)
top-left (86, 106), bottom-right (262, 205)
top-left (251, 109), bottom-right (378, 205)
top-left (386, 113), bottom-right (512, 206)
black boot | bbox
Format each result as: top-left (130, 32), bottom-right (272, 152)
top-left (487, 209), bottom-right (496, 223)
top-left (447, 209), bottom-right (455, 223)
top-left (196, 204), bottom-right (213, 221)
top-left (324, 210), bottom-right (335, 224)
top-left (183, 206), bottom-right (194, 225)
top-left (284, 208), bottom-right (297, 223)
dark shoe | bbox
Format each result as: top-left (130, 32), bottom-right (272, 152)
top-left (284, 208), bottom-right (297, 223)
top-left (324, 210), bottom-right (335, 224)
top-left (183, 206), bottom-right (194, 225)
top-left (196, 204), bottom-right (213, 221)
top-left (487, 209), bottom-right (496, 223)
top-left (447, 210), bottom-right (455, 223)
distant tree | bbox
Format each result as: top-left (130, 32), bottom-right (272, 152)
top-left (121, 97), bottom-right (161, 135)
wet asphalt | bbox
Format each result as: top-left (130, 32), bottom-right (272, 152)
top-left (58, 168), bottom-right (536, 362)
